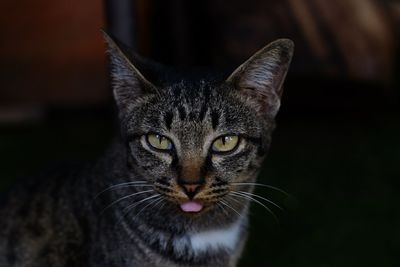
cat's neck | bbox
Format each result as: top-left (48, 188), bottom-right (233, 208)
top-left (116, 207), bottom-right (247, 263)
top-left (176, 218), bottom-right (245, 255)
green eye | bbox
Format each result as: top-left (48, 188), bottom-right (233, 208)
top-left (212, 135), bottom-right (239, 153)
top-left (146, 134), bottom-right (173, 151)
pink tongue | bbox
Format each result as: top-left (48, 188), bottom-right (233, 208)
top-left (180, 201), bottom-right (203, 212)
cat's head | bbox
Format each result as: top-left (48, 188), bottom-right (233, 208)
top-left (104, 33), bottom-right (293, 228)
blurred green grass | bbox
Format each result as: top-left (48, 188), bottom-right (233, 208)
top-left (0, 112), bottom-right (399, 266)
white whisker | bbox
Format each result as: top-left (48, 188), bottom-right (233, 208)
top-left (94, 181), bottom-right (151, 200)
top-left (216, 202), bottom-right (229, 216)
top-left (231, 182), bottom-right (289, 196)
top-left (230, 191), bottom-right (279, 224)
top-left (153, 198), bottom-right (167, 211)
top-left (237, 190), bottom-right (283, 211)
top-left (115, 194), bottom-right (161, 227)
top-left (225, 194), bottom-right (243, 206)
top-left (121, 194), bottom-right (161, 215)
top-left (220, 199), bottom-right (243, 219)
top-left (133, 197), bottom-right (163, 218)
top-left (100, 189), bottom-right (154, 215)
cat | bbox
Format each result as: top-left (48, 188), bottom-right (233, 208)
top-left (0, 33), bottom-right (293, 267)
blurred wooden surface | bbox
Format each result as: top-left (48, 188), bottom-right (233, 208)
top-left (0, 0), bottom-right (107, 107)
top-left (140, 0), bottom-right (398, 83)
top-left (0, 0), bottom-right (398, 115)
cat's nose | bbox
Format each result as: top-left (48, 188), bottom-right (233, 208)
top-left (178, 181), bottom-right (204, 199)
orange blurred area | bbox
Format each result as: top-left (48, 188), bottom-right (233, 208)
top-left (0, 0), bottom-right (398, 120)
top-left (0, 0), bottom-right (107, 107)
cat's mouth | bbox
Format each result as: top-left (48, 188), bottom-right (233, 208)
top-left (179, 200), bottom-right (204, 213)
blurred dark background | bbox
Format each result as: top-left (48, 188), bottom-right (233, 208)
top-left (1, 0), bottom-right (399, 266)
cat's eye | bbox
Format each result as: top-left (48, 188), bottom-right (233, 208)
top-left (212, 135), bottom-right (239, 153)
top-left (146, 134), bottom-right (173, 151)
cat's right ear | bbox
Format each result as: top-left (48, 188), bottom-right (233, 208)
top-left (102, 31), bottom-right (157, 112)
top-left (226, 39), bottom-right (294, 118)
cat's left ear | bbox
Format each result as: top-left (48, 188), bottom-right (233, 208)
top-left (102, 31), bottom-right (157, 113)
top-left (226, 39), bottom-right (294, 118)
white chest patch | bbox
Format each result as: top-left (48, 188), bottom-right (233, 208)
top-left (173, 220), bottom-right (243, 255)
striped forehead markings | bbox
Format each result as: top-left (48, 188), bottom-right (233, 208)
top-left (198, 104), bottom-right (208, 122)
top-left (173, 102), bottom-right (211, 123)
top-left (211, 111), bottom-right (220, 130)
top-left (164, 111), bottom-right (174, 130)
top-left (178, 106), bottom-right (187, 121)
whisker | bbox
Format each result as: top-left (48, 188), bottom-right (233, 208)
top-left (219, 199), bottom-right (243, 219)
top-left (115, 194), bottom-right (161, 227)
top-left (153, 198), bottom-right (167, 211)
top-left (236, 190), bottom-right (284, 211)
top-left (133, 197), bottom-right (163, 218)
top-left (99, 189), bottom-right (154, 215)
top-left (231, 182), bottom-right (289, 197)
top-left (225, 194), bottom-right (243, 206)
top-left (151, 198), bottom-right (168, 218)
top-left (121, 194), bottom-right (161, 215)
top-left (159, 201), bottom-right (167, 210)
top-left (225, 194), bottom-right (257, 217)
top-left (94, 181), bottom-right (151, 200)
top-left (230, 191), bottom-right (279, 225)
top-left (216, 202), bottom-right (229, 217)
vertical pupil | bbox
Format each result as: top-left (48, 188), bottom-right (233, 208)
top-left (222, 136), bottom-right (227, 145)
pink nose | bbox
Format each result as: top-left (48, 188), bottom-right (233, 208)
top-left (179, 182), bottom-right (203, 199)
top-left (183, 184), bottom-right (201, 192)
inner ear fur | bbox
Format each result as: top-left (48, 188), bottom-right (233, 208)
top-left (226, 39), bottom-right (294, 117)
top-left (103, 31), bottom-right (157, 112)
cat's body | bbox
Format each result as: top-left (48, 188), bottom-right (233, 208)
top-left (0, 139), bottom-right (246, 267)
top-left (0, 34), bottom-right (293, 267)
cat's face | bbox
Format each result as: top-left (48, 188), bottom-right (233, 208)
top-left (105, 33), bottom-right (293, 227)
top-left (125, 82), bottom-right (267, 214)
